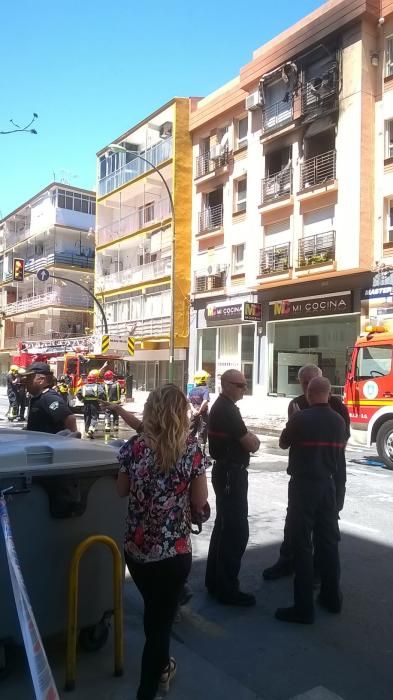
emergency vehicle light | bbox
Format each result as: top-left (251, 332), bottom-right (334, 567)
top-left (364, 324), bottom-right (387, 333)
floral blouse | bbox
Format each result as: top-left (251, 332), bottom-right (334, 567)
top-left (118, 434), bottom-right (207, 563)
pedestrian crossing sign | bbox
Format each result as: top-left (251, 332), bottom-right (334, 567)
top-left (128, 336), bottom-right (135, 356)
top-left (101, 334), bottom-right (110, 354)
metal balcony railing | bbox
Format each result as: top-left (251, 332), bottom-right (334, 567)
top-left (298, 230), bottom-right (336, 267)
top-left (96, 257), bottom-right (172, 293)
top-left (259, 243), bottom-right (291, 276)
top-left (106, 316), bottom-right (170, 338)
top-left (194, 267), bottom-right (227, 293)
top-left (198, 204), bottom-right (223, 234)
top-left (25, 252), bottom-right (94, 272)
top-left (261, 169), bottom-right (292, 205)
top-left (5, 292), bottom-right (92, 315)
top-left (98, 137), bottom-right (173, 197)
top-left (300, 150), bottom-right (336, 189)
top-left (195, 148), bottom-right (230, 178)
top-left (262, 96), bottom-right (293, 133)
top-left (96, 197), bottom-right (172, 246)
top-left (301, 68), bottom-right (339, 116)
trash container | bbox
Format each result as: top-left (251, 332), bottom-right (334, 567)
top-left (0, 429), bottom-right (126, 648)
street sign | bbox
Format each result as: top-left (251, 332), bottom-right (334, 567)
top-left (37, 268), bottom-right (50, 282)
top-left (101, 334), bottom-right (110, 354)
top-left (128, 337), bottom-right (135, 356)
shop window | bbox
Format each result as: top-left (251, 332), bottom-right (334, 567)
top-left (386, 36), bottom-right (393, 77)
top-left (232, 244), bottom-right (245, 274)
top-left (241, 324), bottom-right (254, 362)
top-left (197, 328), bottom-right (216, 391)
top-left (385, 120), bottom-right (393, 159)
top-left (355, 346), bottom-right (392, 379)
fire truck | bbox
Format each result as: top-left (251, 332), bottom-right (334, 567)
top-left (344, 327), bottom-right (393, 469)
top-left (11, 336), bottom-right (126, 408)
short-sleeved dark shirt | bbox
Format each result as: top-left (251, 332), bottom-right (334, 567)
top-left (208, 394), bottom-right (249, 466)
top-left (27, 387), bottom-right (74, 434)
top-left (288, 393), bottom-right (350, 440)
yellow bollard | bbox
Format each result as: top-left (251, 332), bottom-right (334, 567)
top-left (65, 535), bottom-right (124, 691)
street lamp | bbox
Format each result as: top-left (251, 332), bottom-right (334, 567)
top-left (107, 143), bottom-right (176, 383)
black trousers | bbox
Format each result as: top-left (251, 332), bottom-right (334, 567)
top-left (7, 391), bottom-right (18, 418)
top-left (16, 391), bottom-right (26, 419)
top-left (83, 402), bottom-right (99, 432)
top-left (125, 552), bottom-right (191, 700)
top-left (205, 462), bottom-right (249, 597)
top-left (287, 477), bottom-right (341, 617)
top-left (104, 407), bottom-right (119, 430)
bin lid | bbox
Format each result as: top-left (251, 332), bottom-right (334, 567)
top-left (0, 428), bottom-right (120, 478)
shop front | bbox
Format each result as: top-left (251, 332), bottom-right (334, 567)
top-left (192, 298), bottom-right (261, 394)
top-left (267, 291), bottom-right (359, 396)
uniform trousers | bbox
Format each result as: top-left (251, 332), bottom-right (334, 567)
top-left (83, 402), bottom-right (99, 432)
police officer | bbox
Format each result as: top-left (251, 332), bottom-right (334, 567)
top-left (263, 363), bottom-right (350, 581)
top-left (102, 370), bottom-right (122, 435)
top-left (188, 370), bottom-right (210, 446)
top-left (77, 369), bottom-right (105, 438)
top-left (6, 364), bottom-right (19, 421)
top-left (275, 376), bottom-right (346, 624)
top-left (205, 369), bottom-right (260, 606)
top-left (24, 362), bottom-right (77, 434)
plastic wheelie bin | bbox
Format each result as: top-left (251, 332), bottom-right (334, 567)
top-left (0, 429), bottom-right (127, 653)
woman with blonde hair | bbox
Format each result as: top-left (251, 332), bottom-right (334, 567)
top-left (117, 384), bottom-right (208, 700)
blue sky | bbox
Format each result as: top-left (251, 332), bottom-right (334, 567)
top-left (0, 0), bottom-right (322, 217)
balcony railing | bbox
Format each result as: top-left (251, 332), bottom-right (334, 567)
top-left (300, 150), bottom-right (336, 190)
top-left (259, 243), bottom-right (291, 276)
top-left (301, 69), bottom-right (339, 116)
top-left (194, 266), bottom-right (227, 293)
top-left (96, 257), bottom-right (172, 293)
top-left (106, 316), bottom-right (170, 338)
top-left (262, 97), bottom-right (293, 133)
top-left (25, 252), bottom-right (94, 272)
top-left (198, 204), bottom-right (223, 234)
top-left (195, 148), bottom-right (230, 178)
top-left (298, 230), bottom-right (336, 267)
top-left (98, 137), bottom-right (173, 197)
top-left (5, 292), bottom-right (92, 316)
top-left (261, 169), bottom-right (292, 205)
top-left (96, 197), bottom-right (172, 247)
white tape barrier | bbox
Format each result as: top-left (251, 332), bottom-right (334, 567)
top-left (0, 495), bottom-right (60, 700)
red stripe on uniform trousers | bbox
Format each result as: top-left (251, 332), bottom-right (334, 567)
top-left (207, 430), bottom-right (230, 438)
top-left (297, 441), bottom-right (346, 448)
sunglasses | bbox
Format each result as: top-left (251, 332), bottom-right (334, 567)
top-left (228, 381), bottom-right (247, 389)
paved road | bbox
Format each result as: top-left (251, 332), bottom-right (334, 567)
top-left (1, 405), bottom-right (393, 699)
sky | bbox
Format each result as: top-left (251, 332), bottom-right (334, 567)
top-left (0, 0), bottom-right (322, 217)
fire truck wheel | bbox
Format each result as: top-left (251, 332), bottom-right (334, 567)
top-left (376, 420), bottom-right (393, 470)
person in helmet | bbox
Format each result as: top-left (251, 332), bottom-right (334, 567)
top-left (188, 370), bottom-right (210, 447)
top-left (102, 370), bottom-right (122, 435)
top-left (77, 369), bottom-right (105, 438)
top-left (6, 365), bottom-right (19, 421)
top-left (57, 374), bottom-right (71, 405)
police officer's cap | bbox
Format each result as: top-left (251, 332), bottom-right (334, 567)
top-left (25, 361), bottom-right (53, 376)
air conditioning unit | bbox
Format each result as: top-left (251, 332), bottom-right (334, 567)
top-left (210, 144), bottom-right (222, 160)
top-left (246, 91), bottom-right (262, 111)
top-left (159, 121), bottom-right (173, 139)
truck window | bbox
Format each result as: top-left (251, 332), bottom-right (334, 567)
top-left (355, 346), bottom-right (393, 379)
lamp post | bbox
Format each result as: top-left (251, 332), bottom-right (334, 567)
top-left (108, 143), bottom-right (176, 383)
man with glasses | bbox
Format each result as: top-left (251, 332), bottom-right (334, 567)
top-left (205, 369), bottom-right (260, 606)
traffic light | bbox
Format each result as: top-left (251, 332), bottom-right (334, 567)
top-left (13, 258), bottom-right (25, 282)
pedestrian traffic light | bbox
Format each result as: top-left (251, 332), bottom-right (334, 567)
top-left (13, 258), bottom-right (25, 282)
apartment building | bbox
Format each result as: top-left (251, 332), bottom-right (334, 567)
top-left (189, 0), bottom-right (385, 396)
top-left (95, 98), bottom-right (192, 390)
top-left (0, 183), bottom-right (95, 374)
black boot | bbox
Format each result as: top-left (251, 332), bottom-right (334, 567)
top-left (263, 558), bottom-right (294, 581)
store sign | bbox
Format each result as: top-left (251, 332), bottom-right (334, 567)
top-left (243, 302), bottom-right (262, 322)
top-left (269, 292), bottom-right (352, 320)
top-left (205, 302), bottom-right (243, 323)
top-left (361, 286), bottom-right (393, 300)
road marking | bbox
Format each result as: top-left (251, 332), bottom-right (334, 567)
top-left (340, 519), bottom-right (380, 534)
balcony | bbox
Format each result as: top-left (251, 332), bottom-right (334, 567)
top-left (2, 226), bottom-right (31, 251)
top-left (261, 169), bottom-right (292, 205)
top-left (5, 291), bottom-right (92, 316)
top-left (194, 266), bottom-right (227, 293)
top-left (98, 137), bottom-right (173, 197)
top-left (107, 316), bottom-right (170, 338)
top-left (301, 69), bottom-right (339, 118)
top-left (298, 231), bottom-right (335, 268)
top-left (96, 198), bottom-right (171, 247)
top-left (300, 150), bottom-right (336, 190)
top-left (262, 97), bottom-right (293, 134)
top-left (259, 243), bottom-right (291, 276)
top-left (96, 257), bottom-right (172, 293)
top-left (198, 204), bottom-right (223, 235)
top-left (195, 148), bottom-right (230, 178)
top-left (26, 252), bottom-right (94, 272)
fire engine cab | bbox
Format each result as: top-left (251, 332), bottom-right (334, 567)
top-left (344, 326), bottom-right (393, 469)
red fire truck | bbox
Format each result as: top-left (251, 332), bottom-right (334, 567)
top-left (344, 327), bottom-right (393, 469)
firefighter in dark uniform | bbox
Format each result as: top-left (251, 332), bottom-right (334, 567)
top-left (275, 376), bottom-right (346, 624)
top-left (15, 368), bottom-right (27, 421)
top-left (103, 370), bottom-right (122, 435)
top-left (263, 363), bottom-right (350, 581)
top-left (188, 370), bottom-right (210, 446)
top-left (24, 362), bottom-right (77, 434)
top-left (6, 364), bottom-right (19, 421)
top-left (205, 369), bottom-right (260, 606)
top-left (77, 369), bottom-right (105, 438)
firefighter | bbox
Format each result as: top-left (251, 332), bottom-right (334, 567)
top-left (102, 369), bottom-right (122, 435)
top-left (15, 368), bottom-right (27, 421)
top-left (57, 374), bottom-right (71, 405)
top-left (77, 369), bottom-right (105, 438)
top-left (6, 365), bottom-right (19, 421)
top-left (188, 370), bottom-right (210, 447)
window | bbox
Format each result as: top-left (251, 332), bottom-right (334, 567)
top-left (234, 177), bottom-right (247, 213)
top-left (138, 202), bottom-right (155, 229)
top-left (386, 37), bottom-right (393, 77)
top-left (236, 117), bottom-right (248, 149)
top-left (56, 188), bottom-right (96, 215)
top-left (232, 244), bottom-right (245, 273)
top-left (355, 345), bottom-right (392, 379)
top-left (387, 201), bottom-right (393, 243)
top-left (385, 120), bottom-right (393, 159)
